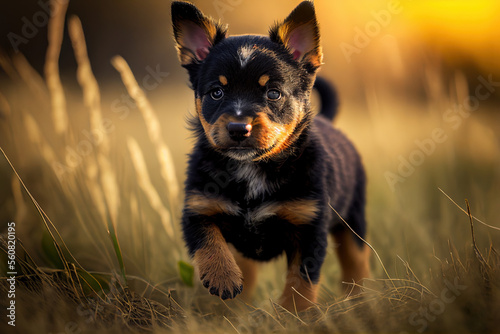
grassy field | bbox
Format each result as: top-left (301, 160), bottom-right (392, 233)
top-left (1, 2), bottom-right (500, 333)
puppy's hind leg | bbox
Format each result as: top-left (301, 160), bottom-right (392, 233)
top-left (333, 168), bottom-right (371, 295)
top-left (230, 246), bottom-right (259, 303)
top-left (333, 227), bottom-right (370, 295)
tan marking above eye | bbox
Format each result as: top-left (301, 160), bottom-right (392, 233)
top-left (258, 74), bottom-right (270, 87)
top-left (219, 75), bottom-right (228, 85)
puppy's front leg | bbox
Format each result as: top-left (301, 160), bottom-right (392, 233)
top-left (191, 224), bottom-right (243, 300)
top-left (278, 229), bottom-right (327, 312)
top-left (278, 251), bottom-right (320, 312)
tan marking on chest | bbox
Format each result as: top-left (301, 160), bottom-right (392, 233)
top-left (185, 191), bottom-right (240, 216)
top-left (250, 199), bottom-right (319, 225)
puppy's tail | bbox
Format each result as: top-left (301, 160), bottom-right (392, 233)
top-left (313, 76), bottom-right (339, 121)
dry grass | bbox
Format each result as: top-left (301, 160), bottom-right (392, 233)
top-left (1, 4), bottom-right (500, 334)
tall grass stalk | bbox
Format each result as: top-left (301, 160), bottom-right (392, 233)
top-left (44, 0), bottom-right (68, 136)
top-left (66, 13), bottom-right (126, 282)
top-left (127, 137), bottom-right (174, 238)
top-left (111, 56), bottom-right (180, 225)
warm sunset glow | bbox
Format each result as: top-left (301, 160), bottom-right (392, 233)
top-left (322, 0), bottom-right (500, 72)
top-left (403, 0), bottom-right (500, 43)
top-left (402, 0), bottom-right (500, 70)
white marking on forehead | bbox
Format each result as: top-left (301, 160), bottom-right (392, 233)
top-left (234, 100), bottom-right (242, 116)
top-left (238, 45), bottom-right (255, 68)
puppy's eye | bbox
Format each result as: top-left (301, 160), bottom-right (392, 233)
top-left (210, 88), bottom-right (224, 100)
top-left (266, 89), bottom-right (281, 100)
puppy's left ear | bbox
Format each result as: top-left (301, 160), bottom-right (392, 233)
top-left (171, 1), bottom-right (227, 66)
top-left (269, 1), bottom-right (322, 72)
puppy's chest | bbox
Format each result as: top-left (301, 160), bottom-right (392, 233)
top-left (232, 163), bottom-right (281, 201)
top-left (221, 163), bottom-right (320, 228)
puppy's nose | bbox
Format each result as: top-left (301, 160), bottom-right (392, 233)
top-left (227, 122), bottom-right (252, 141)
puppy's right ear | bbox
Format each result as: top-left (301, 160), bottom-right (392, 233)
top-left (171, 1), bottom-right (227, 66)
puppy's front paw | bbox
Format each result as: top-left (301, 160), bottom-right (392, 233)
top-left (200, 265), bottom-right (243, 300)
top-left (195, 249), bottom-right (243, 300)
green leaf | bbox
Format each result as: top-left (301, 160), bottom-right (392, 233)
top-left (41, 230), bottom-right (64, 269)
top-left (77, 269), bottom-right (110, 296)
top-left (178, 260), bottom-right (194, 287)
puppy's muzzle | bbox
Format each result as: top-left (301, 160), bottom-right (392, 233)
top-left (227, 122), bottom-right (252, 142)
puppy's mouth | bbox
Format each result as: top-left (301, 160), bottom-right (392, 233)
top-left (207, 119), bottom-right (262, 159)
top-left (222, 145), bottom-right (259, 161)
top-left (212, 134), bottom-right (266, 161)
top-left (218, 140), bottom-right (286, 162)
top-left (202, 111), bottom-right (302, 161)
top-left (218, 149), bottom-right (254, 163)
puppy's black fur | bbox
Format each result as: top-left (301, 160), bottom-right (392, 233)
top-left (172, 0), bottom-right (369, 310)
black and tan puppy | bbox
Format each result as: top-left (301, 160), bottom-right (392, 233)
top-left (171, 0), bottom-right (370, 311)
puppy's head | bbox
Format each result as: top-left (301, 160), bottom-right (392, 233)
top-left (172, 1), bottom-right (322, 161)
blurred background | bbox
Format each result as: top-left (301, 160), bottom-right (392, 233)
top-left (0, 0), bottom-right (499, 316)
top-left (2, 0), bottom-right (500, 94)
